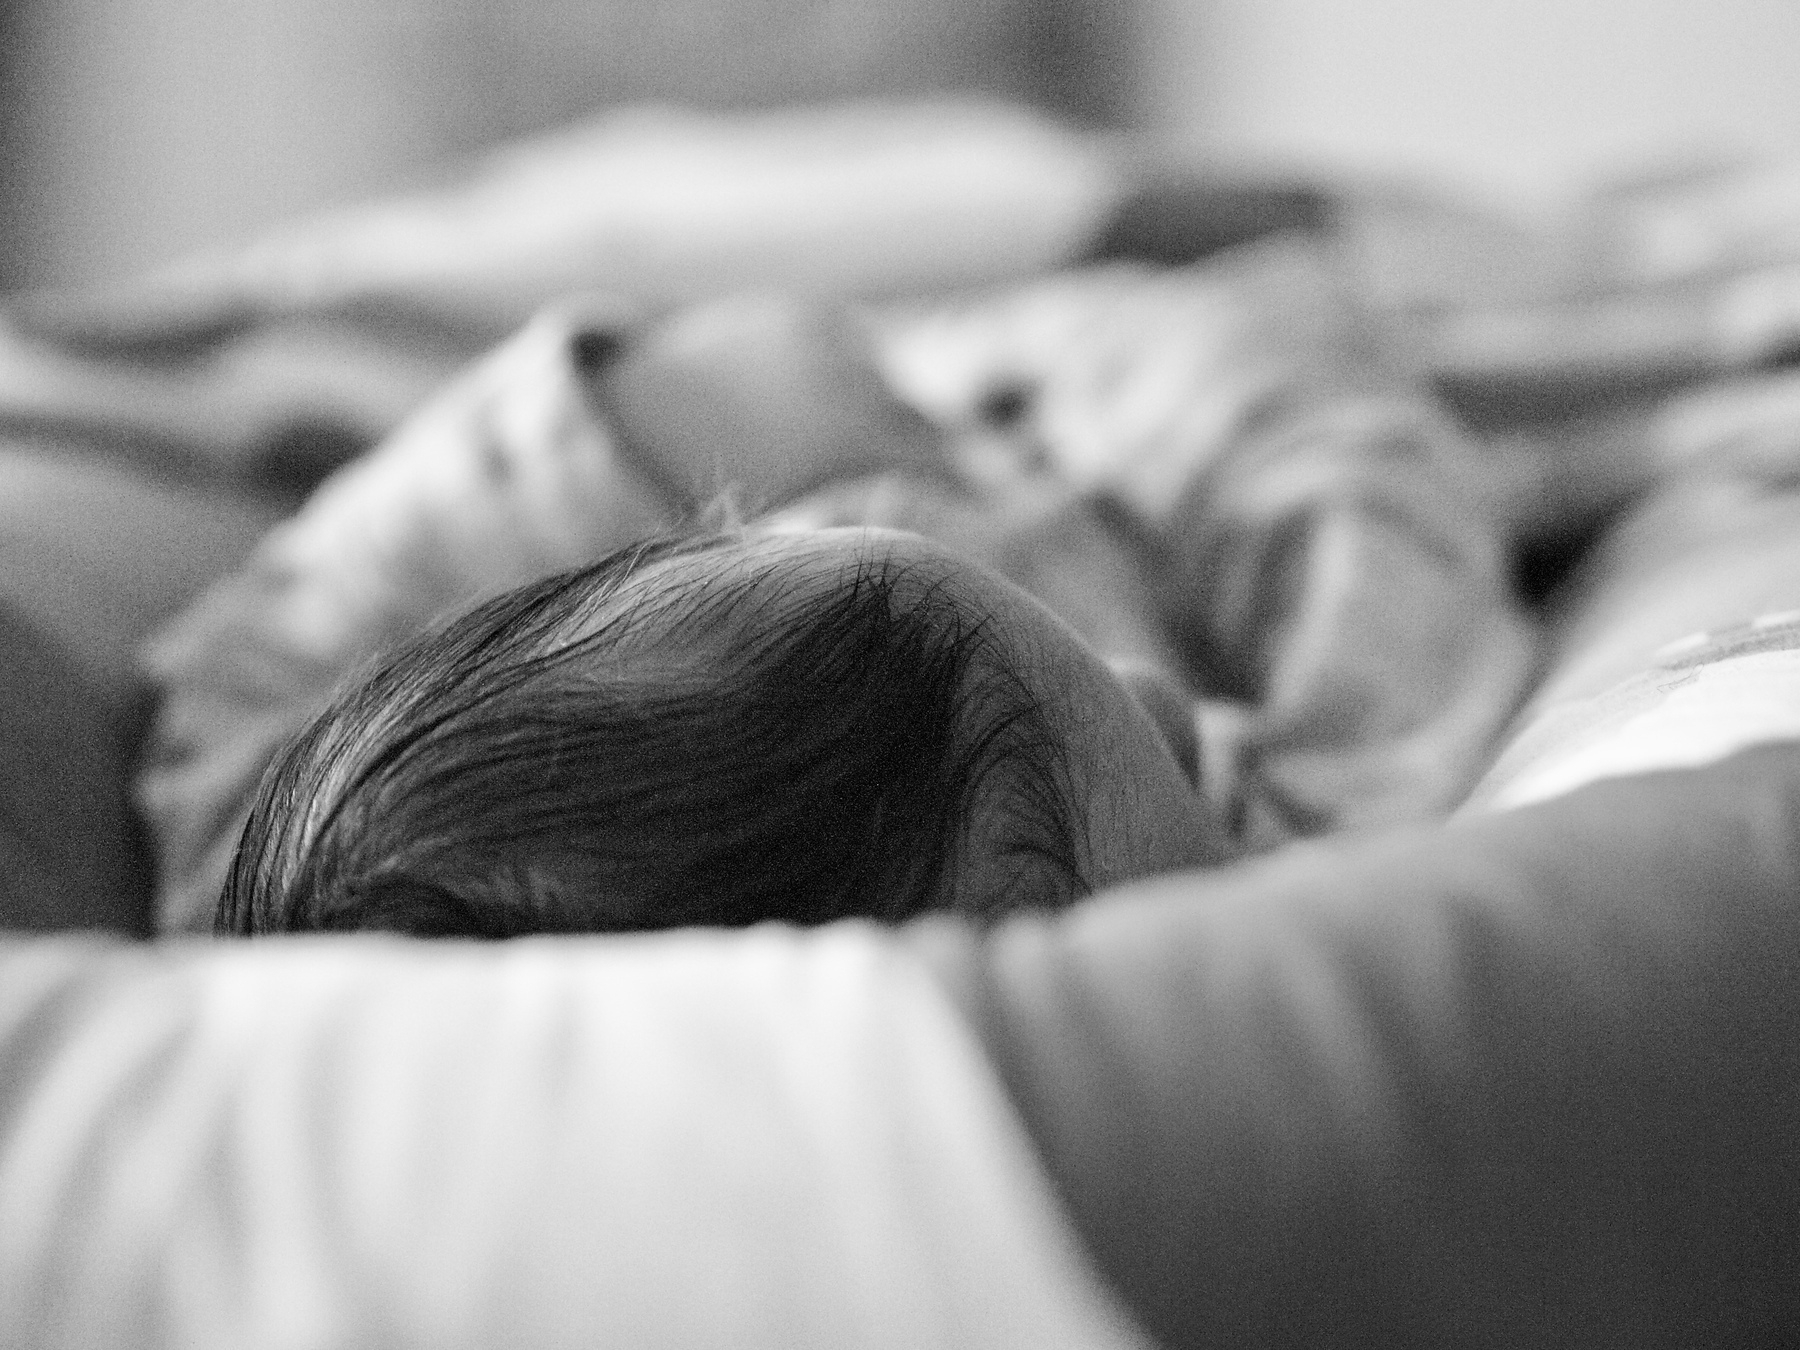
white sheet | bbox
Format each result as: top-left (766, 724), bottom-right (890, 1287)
top-left (0, 926), bottom-right (1148, 1350)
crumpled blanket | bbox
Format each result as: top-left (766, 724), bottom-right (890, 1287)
top-left (0, 924), bottom-right (1152, 1349)
top-left (8, 101), bottom-right (1800, 932)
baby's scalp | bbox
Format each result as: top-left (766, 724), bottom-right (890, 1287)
top-left (218, 529), bottom-right (1095, 938)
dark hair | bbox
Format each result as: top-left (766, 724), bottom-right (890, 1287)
top-left (217, 533), bottom-right (1090, 937)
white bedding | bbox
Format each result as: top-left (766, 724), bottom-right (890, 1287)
top-left (0, 926), bottom-right (1147, 1350)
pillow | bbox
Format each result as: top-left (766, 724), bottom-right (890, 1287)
top-left (909, 741), bottom-right (1800, 1348)
top-left (0, 443), bottom-right (284, 718)
top-left (31, 101), bottom-right (1123, 345)
top-left (6, 745), bottom-right (1797, 1348)
top-left (0, 602), bottom-right (149, 933)
top-left (0, 443), bottom-right (282, 932)
top-left (0, 925), bottom-right (1149, 1350)
top-left (1465, 477), bottom-right (1800, 810)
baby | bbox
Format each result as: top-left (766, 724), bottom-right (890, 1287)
top-left (151, 277), bottom-right (1532, 937)
top-left (218, 525), bottom-right (1228, 935)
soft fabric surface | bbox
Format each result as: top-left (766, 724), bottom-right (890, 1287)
top-left (1463, 478), bottom-right (1800, 809)
top-left (1531, 477), bottom-right (1800, 710)
top-left (1473, 610), bottom-right (1800, 810)
top-left (878, 243), bottom-right (1537, 834)
top-left (0, 926), bottom-right (1149, 1350)
top-left (0, 443), bottom-right (283, 717)
top-left (0, 444), bottom-right (282, 933)
top-left (909, 743), bottom-right (1800, 1348)
top-left (15, 100), bottom-right (1125, 349)
top-left (5, 748), bottom-right (1797, 1349)
top-left (0, 603), bottom-right (149, 933)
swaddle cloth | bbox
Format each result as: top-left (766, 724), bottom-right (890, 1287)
top-left (0, 924), bottom-right (1149, 1350)
top-left (882, 238), bottom-right (1538, 840)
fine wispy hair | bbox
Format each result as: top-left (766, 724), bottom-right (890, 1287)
top-left (217, 532), bottom-right (1090, 937)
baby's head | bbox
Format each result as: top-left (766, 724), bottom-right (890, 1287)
top-left (220, 528), bottom-right (1226, 937)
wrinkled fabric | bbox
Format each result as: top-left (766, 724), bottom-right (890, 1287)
top-left (0, 926), bottom-right (1150, 1350)
top-left (12, 747), bottom-right (1797, 1350)
top-left (881, 241), bottom-right (1538, 835)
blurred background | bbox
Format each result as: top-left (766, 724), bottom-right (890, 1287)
top-left (2, 0), bottom-right (1800, 292)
